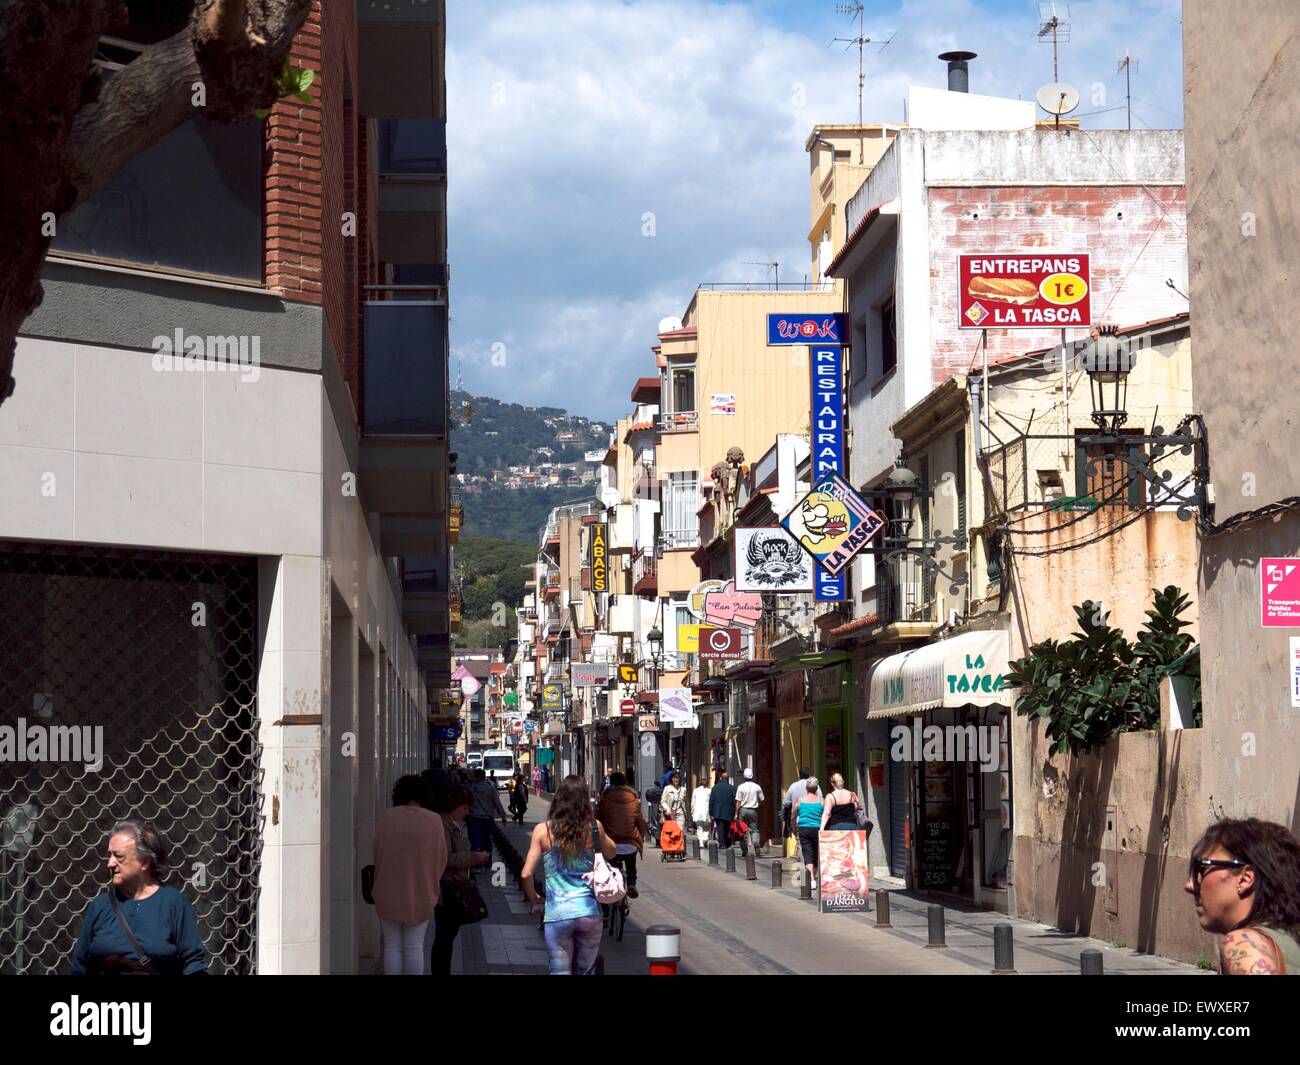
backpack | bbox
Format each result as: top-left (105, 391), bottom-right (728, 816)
top-left (583, 823), bottom-right (627, 904)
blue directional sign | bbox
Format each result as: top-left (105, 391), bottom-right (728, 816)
top-left (766, 313), bottom-right (848, 346)
top-left (432, 723), bottom-right (462, 743)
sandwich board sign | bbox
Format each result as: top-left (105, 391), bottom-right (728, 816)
top-left (958, 253), bottom-right (1091, 329)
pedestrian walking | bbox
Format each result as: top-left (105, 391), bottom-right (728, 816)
top-left (431, 783), bottom-right (491, 974)
top-left (521, 775), bottom-right (618, 975)
top-left (734, 768), bottom-right (766, 857)
top-left (782, 767), bottom-right (811, 841)
top-left (820, 773), bottom-right (862, 832)
top-left (1185, 818), bottom-right (1300, 975)
top-left (69, 819), bottom-right (208, 975)
top-left (508, 770), bottom-right (529, 824)
top-left (597, 771), bottom-right (645, 898)
top-left (709, 769), bottom-right (737, 849)
top-left (660, 771), bottom-right (687, 833)
top-left (690, 775), bottom-right (712, 850)
top-left (466, 767), bottom-right (508, 862)
top-left (372, 775), bottom-right (447, 975)
top-left (795, 777), bottom-right (824, 888)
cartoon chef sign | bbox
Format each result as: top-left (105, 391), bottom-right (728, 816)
top-left (781, 472), bottom-right (885, 577)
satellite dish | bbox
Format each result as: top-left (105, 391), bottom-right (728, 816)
top-left (657, 316), bottom-right (683, 334)
top-left (1036, 82), bottom-right (1080, 116)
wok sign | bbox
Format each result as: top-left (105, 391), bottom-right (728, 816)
top-left (958, 253), bottom-right (1091, 329)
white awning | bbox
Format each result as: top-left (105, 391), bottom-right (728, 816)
top-left (866, 630), bottom-right (1011, 719)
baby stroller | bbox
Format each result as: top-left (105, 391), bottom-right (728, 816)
top-left (659, 815), bottom-right (687, 862)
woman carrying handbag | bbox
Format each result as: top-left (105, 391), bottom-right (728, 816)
top-left (431, 783), bottom-right (491, 975)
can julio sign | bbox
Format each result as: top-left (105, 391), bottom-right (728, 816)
top-left (958, 253), bottom-right (1091, 328)
top-left (589, 522), bottom-right (609, 593)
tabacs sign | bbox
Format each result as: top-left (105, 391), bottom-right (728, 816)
top-left (766, 313), bottom-right (848, 346)
top-left (588, 522), bottom-right (609, 593)
top-left (959, 253), bottom-right (1092, 329)
top-left (782, 472), bottom-right (886, 577)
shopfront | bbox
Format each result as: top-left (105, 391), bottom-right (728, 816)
top-left (866, 630), bottom-right (1011, 911)
top-left (774, 669), bottom-right (810, 794)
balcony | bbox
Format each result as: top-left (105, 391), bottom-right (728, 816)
top-left (449, 491), bottom-right (463, 543)
top-left (633, 460), bottom-right (658, 501)
top-left (659, 529), bottom-right (701, 551)
top-left (416, 634), bottom-right (452, 687)
top-left (377, 118), bottom-right (447, 265)
top-left (659, 410), bottom-right (699, 434)
top-left (633, 552), bottom-right (658, 595)
top-left (543, 569), bottom-right (561, 599)
top-left (360, 300), bottom-right (450, 554)
top-left (357, 0), bottom-right (446, 118)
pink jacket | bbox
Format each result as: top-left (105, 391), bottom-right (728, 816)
top-left (372, 805), bottom-right (448, 925)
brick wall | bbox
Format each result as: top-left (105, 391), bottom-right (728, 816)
top-left (264, 1), bottom-right (372, 425)
top-left (927, 185), bottom-right (1188, 385)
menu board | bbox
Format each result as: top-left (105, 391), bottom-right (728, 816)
top-left (920, 818), bottom-right (956, 888)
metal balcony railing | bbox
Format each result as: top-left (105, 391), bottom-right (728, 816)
top-left (659, 411), bottom-right (699, 433)
top-left (659, 529), bottom-right (700, 550)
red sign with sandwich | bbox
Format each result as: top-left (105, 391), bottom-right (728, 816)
top-left (958, 253), bottom-right (1091, 329)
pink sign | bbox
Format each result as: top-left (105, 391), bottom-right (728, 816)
top-left (1262, 558), bottom-right (1300, 626)
top-left (703, 580), bottom-right (762, 629)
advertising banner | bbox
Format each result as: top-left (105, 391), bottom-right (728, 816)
top-left (658, 687), bottom-right (699, 728)
top-left (810, 345), bottom-right (847, 602)
top-left (734, 526), bottom-right (814, 592)
top-left (709, 393), bottom-right (736, 415)
top-left (958, 253), bottom-right (1092, 329)
top-left (766, 313), bottom-right (848, 346)
top-left (541, 684), bottom-right (563, 710)
top-left (571, 663), bottom-right (609, 687)
top-left (686, 579), bottom-right (762, 629)
top-left (698, 627), bottom-right (744, 662)
top-left (782, 472), bottom-right (886, 577)
top-left (588, 522), bottom-right (609, 593)
top-left (818, 829), bottom-right (871, 912)
top-left (1261, 557), bottom-right (1300, 627)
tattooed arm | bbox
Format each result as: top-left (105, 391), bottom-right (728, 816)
top-left (1220, 929), bottom-right (1284, 975)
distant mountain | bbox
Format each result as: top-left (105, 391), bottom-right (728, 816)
top-left (451, 391), bottom-right (607, 544)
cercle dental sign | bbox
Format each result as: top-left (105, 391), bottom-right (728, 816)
top-left (958, 253), bottom-right (1091, 328)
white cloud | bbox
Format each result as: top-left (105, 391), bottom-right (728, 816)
top-left (446, 0), bottom-right (1185, 419)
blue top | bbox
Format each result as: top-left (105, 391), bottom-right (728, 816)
top-left (542, 823), bottom-right (600, 924)
top-left (70, 885), bottom-right (208, 975)
top-left (796, 798), bottom-right (824, 829)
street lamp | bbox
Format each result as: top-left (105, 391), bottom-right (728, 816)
top-left (646, 625), bottom-right (664, 689)
top-left (875, 457), bottom-right (969, 598)
top-left (1084, 325), bottom-right (1133, 432)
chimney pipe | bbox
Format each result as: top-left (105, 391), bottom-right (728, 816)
top-left (938, 50), bottom-right (977, 93)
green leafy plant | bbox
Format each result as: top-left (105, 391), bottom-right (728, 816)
top-left (1005, 586), bottom-right (1201, 755)
top-left (1196, 953), bottom-right (1213, 971)
top-left (1112, 938), bottom-right (1128, 949)
top-left (254, 61), bottom-right (315, 118)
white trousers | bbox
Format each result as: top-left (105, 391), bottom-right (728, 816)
top-left (380, 919), bottom-right (429, 975)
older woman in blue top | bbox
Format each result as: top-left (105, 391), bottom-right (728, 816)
top-left (70, 819), bottom-right (208, 975)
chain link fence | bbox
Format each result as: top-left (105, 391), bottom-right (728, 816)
top-left (0, 540), bottom-right (261, 975)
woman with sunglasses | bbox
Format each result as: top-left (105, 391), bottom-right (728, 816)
top-left (1185, 818), bottom-right (1300, 975)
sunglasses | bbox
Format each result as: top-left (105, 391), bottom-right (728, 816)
top-left (1189, 857), bottom-right (1247, 883)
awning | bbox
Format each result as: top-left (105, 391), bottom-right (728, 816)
top-left (866, 630), bottom-right (1011, 719)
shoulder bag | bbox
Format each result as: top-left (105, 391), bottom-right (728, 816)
top-left (107, 889), bottom-right (160, 975)
top-left (852, 792), bottom-right (873, 833)
top-left (440, 820), bottom-right (489, 924)
top-left (584, 822), bottom-right (626, 904)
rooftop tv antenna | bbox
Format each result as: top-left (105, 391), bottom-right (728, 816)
top-left (1117, 50), bottom-right (1139, 130)
top-left (742, 260), bottom-right (780, 290)
top-left (833, 3), bottom-right (895, 164)
top-left (1037, 2), bottom-right (1071, 83)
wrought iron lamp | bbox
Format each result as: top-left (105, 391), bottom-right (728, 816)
top-left (877, 458), bottom-right (969, 597)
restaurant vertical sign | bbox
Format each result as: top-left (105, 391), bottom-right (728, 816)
top-left (589, 522), bottom-right (608, 593)
top-left (767, 313), bottom-right (848, 603)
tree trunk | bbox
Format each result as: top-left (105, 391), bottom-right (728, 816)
top-left (0, 0), bottom-right (312, 407)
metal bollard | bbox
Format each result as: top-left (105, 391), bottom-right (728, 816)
top-left (993, 923), bottom-right (1016, 974)
top-left (745, 853), bottom-right (757, 880)
top-left (725, 847), bottom-right (736, 873)
top-left (646, 925), bottom-right (681, 976)
top-left (771, 862), bottom-right (783, 889)
top-left (875, 889), bottom-right (891, 928)
top-left (707, 842), bottom-right (718, 866)
top-left (925, 904), bottom-right (948, 948)
top-left (688, 837), bottom-right (700, 861)
top-left (1080, 949), bottom-right (1104, 975)
top-left (799, 869), bottom-right (812, 899)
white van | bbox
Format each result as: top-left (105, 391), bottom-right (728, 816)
top-left (482, 749), bottom-right (516, 790)
top-left (466, 751), bottom-right (483, 771)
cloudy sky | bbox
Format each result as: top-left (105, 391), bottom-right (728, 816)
top-left (446, 0), bottom-right (1185, 420)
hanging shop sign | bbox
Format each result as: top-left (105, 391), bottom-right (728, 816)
top-left (617, 664), bottom-right (639, 685)
top-left (588, 522), bottom-right (609, 593)
top-left (541, 684), bottom-right (563, 710)
top-left (958, 253), bottom-right (1092, 329)
top-left (658, 687), bottom-right (699, 728)
top-left (1262, 558), bottom-right (1300, 627)
top-left (733, 526), bottom-right (814, 592)
top-left (775, 671), bottom-right (806, 719)
top-left (766, 313), bottom-right (848, 346)
top-left (570, 663), bottom-right (609, 687)
top-left (810, 345), bottom-right (847, 603)
top-left (810, 665), bottom-right (844, 707)
top-left (687, 579), bottom-right (762, 629)
top-left (746, 680), bottom-right (770, 714)
top-left (699, 627), bottom-right (744, 662)
top-left (677, 623), bottom-right (704, 654)
top-left (637, 713), bottom-right (660, 733)
top-left (782, 472), bottom-right (886, 577)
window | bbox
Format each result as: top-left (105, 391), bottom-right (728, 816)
top-left (880, 299), bottom-right (897, 377)
top-left (663, 472), bottom-right (700, 548)
top-left (671, 366), bottom-right (696, 414)
top-left (851, 319), bottom-right (868, 382)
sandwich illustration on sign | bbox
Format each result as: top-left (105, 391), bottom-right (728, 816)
top-left (966, 275), bottom-right (1039, 305)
